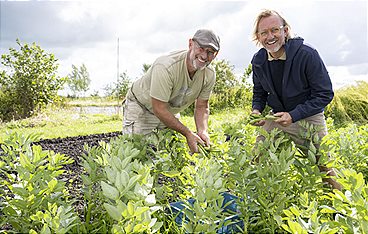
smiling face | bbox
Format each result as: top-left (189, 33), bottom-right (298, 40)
top-left (187, 39), bottom-right (217, 73)
top-left (257, 14), bottom-right (288, 58)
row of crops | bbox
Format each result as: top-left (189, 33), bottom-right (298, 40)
top-left (1, 116), bottom-right (368, 233)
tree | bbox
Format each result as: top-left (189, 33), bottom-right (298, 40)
top-left (66, 64), bottom-right (91, 97)
top-left (181, 60), bottom-right (253, 115)
top-left (211, 59), bottom-right (239, 95)
top-left (0, 39), bottom-right (65, 121)
top-left (142, 63), bottom-right (151, 74)
top-left (103, 71), bottom-right (131, 99)
top-left (240, 64), bottom-right (253, 85)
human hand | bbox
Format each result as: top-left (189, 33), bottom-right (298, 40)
top-left (274, 112), bottom-right (293, 127)
top-left (197, 131), bottom-right (211, 146)
top-left (250, 110), bottom-right (266, 126)
top-left (185, 131), bottom-right (205, 153)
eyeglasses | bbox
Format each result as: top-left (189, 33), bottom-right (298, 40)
top-left (192, 40), bottom-right (218, 59)
top-left (258, 25), bottom-right (285, 38)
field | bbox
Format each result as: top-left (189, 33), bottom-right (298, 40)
top-left (1, 106), bottom-right (367, 233)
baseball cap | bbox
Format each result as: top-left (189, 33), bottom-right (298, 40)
top-left (192, 29), bottom-right (220, 52)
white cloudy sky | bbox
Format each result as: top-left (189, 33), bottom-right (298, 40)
top-left (0, 0), bottom-right (367, 95)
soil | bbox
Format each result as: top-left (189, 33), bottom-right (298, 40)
top-left (34, 132), bottom-right (123, 218)
top-left (0, 132), bottom-right (124, 230)
top-left (35, 131), bottom-right (122, 169)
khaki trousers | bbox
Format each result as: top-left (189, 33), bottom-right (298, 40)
top-left (122, 98), bottom-right (167, 135)
top-left (257, 112), bottom-right (327, 146)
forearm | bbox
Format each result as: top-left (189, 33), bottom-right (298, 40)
top-left (151, 98), bottom-right (191, 137)
top-left (195, 105), bottom-right (209, 134)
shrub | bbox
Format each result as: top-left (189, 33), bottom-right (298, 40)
top-left (0, 39), bottom-right (65, 122)
top-left (325, 81), bottom-right (368, 126)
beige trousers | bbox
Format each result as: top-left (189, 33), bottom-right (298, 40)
top-left (122, 98), bottom-right (167, 135)
top-left (257, 112), bottom-right (327, 146)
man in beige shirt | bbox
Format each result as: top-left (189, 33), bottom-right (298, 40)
top-left (123, 29), bottom-right (220, 153)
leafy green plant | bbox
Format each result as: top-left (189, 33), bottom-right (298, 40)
top-left (325, 81), bottom-right (368, 126)
top-left (0, 132), bottom-right (78, 233)
top-left (66, 64), bottom-right (91, 98)
top-left (281, 169), bottom-right (368, 233)
top-left (323, 124), bottom-right (368, 181)
top-left (0, 39), bottom-right (66, 121)
top-left (171, 156), bottom-right (238, 233)
top-left (81, 136), bottom-right (163, 233)
top-left (1, 109), bottom-right (368, 233)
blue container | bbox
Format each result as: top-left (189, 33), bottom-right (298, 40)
top-left (169, 192), bottom-right (244, 233)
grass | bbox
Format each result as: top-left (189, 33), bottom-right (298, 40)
top-left (325, 81), bottom-right (368, 126)
top-left (0, 108), bottom-right (122, 141)
top-left (64, 96), bottom-right (122, 107)
top-left (0, 106), bottom-right (249, 142)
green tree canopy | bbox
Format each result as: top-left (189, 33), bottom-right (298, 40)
top-left (0, 39), bottom-right (65, 121)
top-left (211, 59), bottom-right (240, 95)
top-left (103, 71), bottom-right (131, 99)
top-left (66, 64), bottom-right (91, 97)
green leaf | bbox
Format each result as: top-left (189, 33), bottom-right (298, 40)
top-left (105, 167), bottom-right (117, 184)
top-left (290, 206), bottom-right (301, 216)
top-left (161, 170), bottom-right (180, 178)
top-left (3, 206), bottom-right (18, 217)
top-left (133, 223), bottom-right (145, 233)
top-left (145, 194), bottom-right (156, 206)
top-left (127, 175), bottom-right (141, 190)
top-left (150, 220), bottom-right (163, 233)
top-left (214, 178), bottom-right (222, 189)
top-left (120, 156), bottom-right (133, 169)
top-left (319, 205), bottom-right (336, 214)
top-left (19, 152), bottom-right (33, 170)
top-left (101, 181), bottom-right (119, 200)
top-left (134, 206), bottom-right (150, 217)
top-left (120, 170), bottom-right (130, 188)
top-left (40, 225), bottom-right (52, 234)
top-left (134, 183), bottom-right (149, 198)
top-left (47, 179), bottom-right (58, 192)
top-left (283, 209), bottom-right (294, 217)
top-left (127, 201), bottom-right (135, 216)
top-left (287, 220), bottom-right (307, 234)
top-left (103, 203), bottom-right (122, 221)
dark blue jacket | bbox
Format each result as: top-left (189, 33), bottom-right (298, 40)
top-left (251, 37), bottom-right (334, 122)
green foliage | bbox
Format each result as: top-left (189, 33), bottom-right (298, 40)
top-left (80, 135), bottom-right (163, 233)
top-left (0, 132), bottom-right (78, 233)
top-left (177, 157), bottom-right (231, 233)
top-left (325, 81), bottom-right (368, 126)
top-left (212, 59), bottom-right (239, 94)
top-left (1, 109), bottom-right (368, 233)
top-left (142, 63), bottom-right (151, 74)
top-left (281, 169), bottom-right (368, 233)
top-left (210, 60), bottom-right (252, 113)
top-left (104, 71), bottom-right (131, 99)
top-left (0, 39), bottom-right (66, 121)
top-left (323, 124), bottom-right (368, 181)
top-left (66, 64), bottom-right (91, 98)
top-left (182, 61), bottom-right (252, 116)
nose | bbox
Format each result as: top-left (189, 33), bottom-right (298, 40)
top-left (265, 30), bottom-right (274, 39)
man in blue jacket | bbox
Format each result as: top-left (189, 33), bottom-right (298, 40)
top-left (250, 9), bottom-right (341, 190)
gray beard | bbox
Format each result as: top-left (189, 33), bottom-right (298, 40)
top-left (193, 59), bottom-right (208, 70)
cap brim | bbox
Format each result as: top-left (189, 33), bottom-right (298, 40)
top-left (196, 41), bottom-right (219, 51)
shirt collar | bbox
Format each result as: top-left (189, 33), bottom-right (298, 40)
top-left (267, 50), bottom-right (286, 61)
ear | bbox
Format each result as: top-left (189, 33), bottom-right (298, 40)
top-left (189, 38), bottom-right (195, 49)
top-left (283, 26), bottom-right (289, 37)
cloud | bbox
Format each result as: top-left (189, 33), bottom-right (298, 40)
top-left (328, 63), bottom-right (368, 90)
top-left (1, 0), bottom-right (367, 95)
